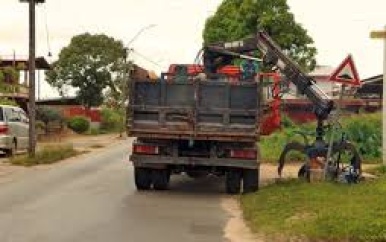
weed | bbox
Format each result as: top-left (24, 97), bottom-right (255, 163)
top-left (10, 144), bottom-right (79, 166)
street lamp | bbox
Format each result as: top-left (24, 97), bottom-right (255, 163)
top-left (127, 24), bottom-right (157, 47)
top-left (20, 0), bottom-right (45, 157)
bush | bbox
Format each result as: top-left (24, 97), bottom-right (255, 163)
top-left (10, 144), bottom-right (79, 166)
top-left (261, 113), bottom-right (382, 163)
top-left (100, 108), bottom-right (123, 132)
top-left (342, 113), bottom-right (381, 161)
top-left (67, 116), bottom-right (90, 134)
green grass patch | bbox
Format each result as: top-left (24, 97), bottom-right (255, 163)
top-left (261, 113), bottom-right (382, 164)
top-left (241, 175), bottom-right (386, 241)
top-left (10, 144), bottom-right (80, 166)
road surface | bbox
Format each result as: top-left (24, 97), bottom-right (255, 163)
top-left (0, 139), bottom-right (233, 242)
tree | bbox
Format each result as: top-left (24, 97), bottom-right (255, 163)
top-left (203, 0), bottom-right (317, 71)
top-left (36, 106), bottom-right (64, 134)
top-left (46, 33), bottom-right (126, 108)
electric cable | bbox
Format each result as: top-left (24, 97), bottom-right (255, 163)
top-left (43, 4), bottom-right (52, 57)
top-left (131, 50), bottom-right (165, 69)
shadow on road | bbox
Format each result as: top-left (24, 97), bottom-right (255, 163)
top-left (167, 175), bottom-right (225, 195)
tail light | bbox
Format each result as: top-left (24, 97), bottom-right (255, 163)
top-left (0, 125), bottom-right (8, 134)
top-left (133, 144), bottom-right (159, 155)
top-left (230, 149), bottom-right (256, 159)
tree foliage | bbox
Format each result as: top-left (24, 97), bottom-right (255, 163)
top-left (46, 33), bottom-right (126, 108)
top-left (36, 106), bottom-right (63, 125)
top-left (203, 0), bottom-right (317, 71)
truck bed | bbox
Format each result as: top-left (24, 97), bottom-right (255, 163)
top-left (128, 78), bottom-right (261, 142)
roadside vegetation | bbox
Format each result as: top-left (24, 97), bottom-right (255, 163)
top-left (85, 107), bottom-right (124, 135)
top-left (241, 166), bottom-right (386, 241)
top-left (67, 116), bottom-right (90, 134)
top-left (261, 112), bottom-right (382, 164)
top-left (9, 144), bottom-right (80, 166)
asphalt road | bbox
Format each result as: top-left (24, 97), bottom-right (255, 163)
top-left (0, 139), bottom-right (231, 242)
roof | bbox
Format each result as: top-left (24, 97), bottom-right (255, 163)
top-left (362, 74), bottom-right (383, 84)
top-left (356, 74), bottom-right (383, 97)
top-left (0, 56), bottom-right (51, 70)
top-left (308, 65), bottom-right (334, 77)
top-left (36, 97), bottom-right (80, 105)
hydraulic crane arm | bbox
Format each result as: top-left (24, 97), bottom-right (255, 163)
top-left (203, 31), bottom-right (334, 121)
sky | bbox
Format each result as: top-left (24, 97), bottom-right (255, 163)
top-left (1, 0), bottom-right (385, 98)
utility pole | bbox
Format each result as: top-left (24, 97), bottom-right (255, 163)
top-left (120, 24), bottom-right (156, 137)
top-left (370, 26), bottom-right (386, 166)
top-left (21, 0), bottom-right (45, 157)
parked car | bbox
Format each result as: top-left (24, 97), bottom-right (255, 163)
top-left (0, 105), bottom-right (29, 156)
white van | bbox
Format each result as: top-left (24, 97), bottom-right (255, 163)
top-left (0, 105), bottom-right (29, 156)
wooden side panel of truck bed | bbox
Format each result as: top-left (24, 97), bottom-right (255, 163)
top-left (127, 78), bottom-right (261, 142)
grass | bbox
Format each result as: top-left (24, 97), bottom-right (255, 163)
top-left (10, 144), bottom-right (80, 166)
top-left (241, 168), bottom-right (386, 241)
top-left (261, 113), bottom-right (382, 164)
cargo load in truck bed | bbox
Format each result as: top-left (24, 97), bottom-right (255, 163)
top-left (127, 78), bottom-right (261, 142)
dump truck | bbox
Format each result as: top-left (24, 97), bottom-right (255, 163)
top-left (127, 31), bottom-right (334, 194)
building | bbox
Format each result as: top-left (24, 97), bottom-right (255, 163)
top-left (0, 56), bottom-right (51, 111)
top-left (36, 97), bottom-right (102, 129)
top-left (281, 65), bottom-right (365, 123)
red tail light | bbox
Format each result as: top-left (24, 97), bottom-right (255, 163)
top-left (230, 149), bottom-right (256, 159)
top-left (0, 125), bottom-right (8, 134)
top-left (133, 144), bottom-right (159, 155)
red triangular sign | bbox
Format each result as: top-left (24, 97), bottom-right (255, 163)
top-left (329, 55), bottom-right (361, 86)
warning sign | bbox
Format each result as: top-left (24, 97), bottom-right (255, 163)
top-left (329, 55), bottom-right (361, 86)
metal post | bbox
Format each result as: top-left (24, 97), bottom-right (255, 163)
top-left (28, 0), bottom-right (37, 157)
top-left (325, 84), bottom-right (346, 179)
top-left (370, 27), bottom-right (386, 165)
top-left (383, 25), bottom-right (386, 166)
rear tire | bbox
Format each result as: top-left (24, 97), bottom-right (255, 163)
top-left (134, 167), bottom-right (152, 190)
top-left (226, 169), bottom-right (242, 194)
top-left (152, 169), bottom-right (170, 190)
top-left (243, 168), bottom-right (259, 194)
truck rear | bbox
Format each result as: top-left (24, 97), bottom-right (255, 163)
top-left (127, 68), bottom-right (265, 194)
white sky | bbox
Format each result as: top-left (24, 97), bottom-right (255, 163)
top-left (1, 0), bottom-right (385, 98)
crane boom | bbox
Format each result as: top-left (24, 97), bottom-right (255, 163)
top-left (203, 31), bottom-right (334, 121)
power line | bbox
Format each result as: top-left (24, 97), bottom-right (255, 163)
top-left (131, 50), bottom-right (165, 69)
top-left (43, 4), bottom-right (52, 57)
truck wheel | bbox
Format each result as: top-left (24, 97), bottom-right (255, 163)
top-left (226, 169), bottom-right (242, 194)
top-left (243, 168), bottom-right (259, 194)
top-left (134, 167), bottom-right (152, 190)
top-left (152, 169), bottom-right (170, 190)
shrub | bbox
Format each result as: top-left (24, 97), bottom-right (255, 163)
top-left (100, 108), bottom-right (123, 132)
top-left (67, 116), bottom-right (90, 134)
top-left (261, 113), bottom-right (382, 163)
top-left (342, 113), bottom-right (381, 162)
